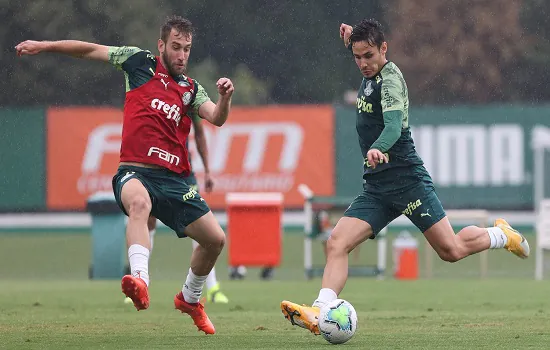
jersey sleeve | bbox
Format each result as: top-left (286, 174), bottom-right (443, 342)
top-left (108, 46), bottom-right (141, 70)
top-left (109, 46), bottom-right (155, 74)
top-left (108, 46), bottom-right (156, 91)
top-left (370, 110), bottom-right (403, 153)
top-left (381, 74), bottom-right (406, 113)
top-left (190, 80), bottom-right (211, 116)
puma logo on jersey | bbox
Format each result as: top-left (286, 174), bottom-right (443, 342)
top-left (160, 78), bottom-right (169, 90)
top-left (402, 199), bottom-right (422, 216)
top-left (120, 171), bottom-right (135, 183)
top-left (150, 98), bottom-right (181, 125)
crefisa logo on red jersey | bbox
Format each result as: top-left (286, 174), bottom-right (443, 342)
top-left (150, 98), bottom-right (182, 125)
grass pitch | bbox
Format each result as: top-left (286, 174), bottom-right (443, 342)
top-left (2, 279), bottom-right (550, 349)
top-left (1, 232), bottom-right (548, 349)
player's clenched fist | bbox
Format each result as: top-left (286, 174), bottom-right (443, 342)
top-left (216, 78), bottom-right (234, 97)
top-left (367, 148), bottom-right (389, 169)
top-left (15, 40), bottom-right (46, 56)
top-left (339, 23), bottom-right (353, 47)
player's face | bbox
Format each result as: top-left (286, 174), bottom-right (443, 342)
top-left (352, 41), bottom-right (387, 78)
top-left (158, 29), bottom-right (192, 76)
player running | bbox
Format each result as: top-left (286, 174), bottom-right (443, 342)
top-left (280, 18), bottom-right (529, 335)
top-left (16, 16), bottom-right (233, 335)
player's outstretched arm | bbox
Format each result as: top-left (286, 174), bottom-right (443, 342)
top-left (15, 40), bottom-right (109, 62)
top-left (339, 23), bottom-right (353, 48)
top-left (197, 78), bottom-right (234, 127)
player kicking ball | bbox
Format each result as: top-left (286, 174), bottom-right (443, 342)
top-left (125, 128), bottom-right (229, 305)
top-left (280, 18), bottom-right (529, 335)
top-left (17, 16), bottom-right (234, 335)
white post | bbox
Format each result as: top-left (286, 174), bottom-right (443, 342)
top-left (304, 237), bottom-right (313, 275)
top-left (536, 239), bottom-right (543, 281)
top-left (536, 216), bottom-right (545, 281)
top-left (299, 184), bottom-right (314, 276)
top-left (536, 200), bottom-right (550, 280)
top-left (534, 147), bottom-right (544, 214)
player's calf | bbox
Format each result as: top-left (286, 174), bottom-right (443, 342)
top-left (185, 211), bottom-right (226, 275)
top-left (179, 212), bottom-right (226, 308)
top-left (424, 216), bottom-right (530, 263)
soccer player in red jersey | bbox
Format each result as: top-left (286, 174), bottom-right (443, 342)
top-left (16, 16), bottom-right (233, 334)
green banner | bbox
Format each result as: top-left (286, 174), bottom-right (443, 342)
top-left (335, 105), bottom-right (550, 210)
top-left (0, 108), bottom-right (46, 211)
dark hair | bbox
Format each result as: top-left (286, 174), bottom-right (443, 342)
top-left (160, 15), bottom-right (194, 43)
top-left (349, 19), bottom-right (385, 48)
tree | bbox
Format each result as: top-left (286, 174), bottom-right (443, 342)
top-left (3, 0), bottom-right (170, 106)
top-left (519, 0), bottom-right (550, 102)
top-left (190, 58), bottom-right (270, 105)
top-left (4, 0), bottom-right (548, 106)
top-left (386, 0), bottom-right (528, 104)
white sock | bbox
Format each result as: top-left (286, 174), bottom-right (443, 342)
top-left (312, 288), bottom-right (337, 308)
top-left (149, 229), bottom-right (156, 252)
top-left (128, 244), bottom-right (150, 286)
top-left (182, 268), bottom-right (208, 304)
top-left (487, 227), bottom-right (508, 249)
top-left (205, 267), bottom-right (219, 290)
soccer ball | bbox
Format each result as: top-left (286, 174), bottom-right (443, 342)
top-left (318, 299), bottom-right (358, 344)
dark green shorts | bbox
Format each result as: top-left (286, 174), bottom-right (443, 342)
top-left (344, 166), bottom-right (446, 237)
top-left (184, 172), bottom-right (198, 191)
top-left (112, 166), bottom-right (210, 238)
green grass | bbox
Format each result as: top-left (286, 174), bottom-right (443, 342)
top-left (2, 280), bottom-right (550, 349)
top-left (0, 232), bottom-right (546, 349)
top-left (0, 230), bottom-right (537, 280)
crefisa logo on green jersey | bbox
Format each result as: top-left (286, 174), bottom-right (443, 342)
top-left (182, 187), bottom-right (198, 201)
top-left (402, 199), bottom-right (422, 216)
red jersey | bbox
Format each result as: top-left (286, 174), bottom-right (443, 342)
top-left (108, 46), bottom-right (210, 175)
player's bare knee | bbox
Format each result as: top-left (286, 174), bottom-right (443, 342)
top-left (126, 195), bottom-right (151, 218)
top-left (202, 231), bottom-right (225, 256)
top-left (212, 234), bottom-right (225, 255)
top-left (326, 234), bottom-right (349, 256)
top-left (208, 237), bottom-right (225, 256)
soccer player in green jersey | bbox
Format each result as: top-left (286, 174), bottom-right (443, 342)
top-left (281, 19), bottom-right (530, 335)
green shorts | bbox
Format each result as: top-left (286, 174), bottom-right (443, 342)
top-left (344, 166), bottom-right (446, 237)
top-left (184, 172), bottom-right (198, 191)
top-left (112, 166), bottom-right (210, 238)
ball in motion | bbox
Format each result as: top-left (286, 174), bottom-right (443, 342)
top-left (318, 299), bottom-right (358, 344)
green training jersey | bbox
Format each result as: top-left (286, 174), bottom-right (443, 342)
top-left (355, 61), bottom-right (423, 177)
top-left (107, 46), bottom-right (210, 116)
